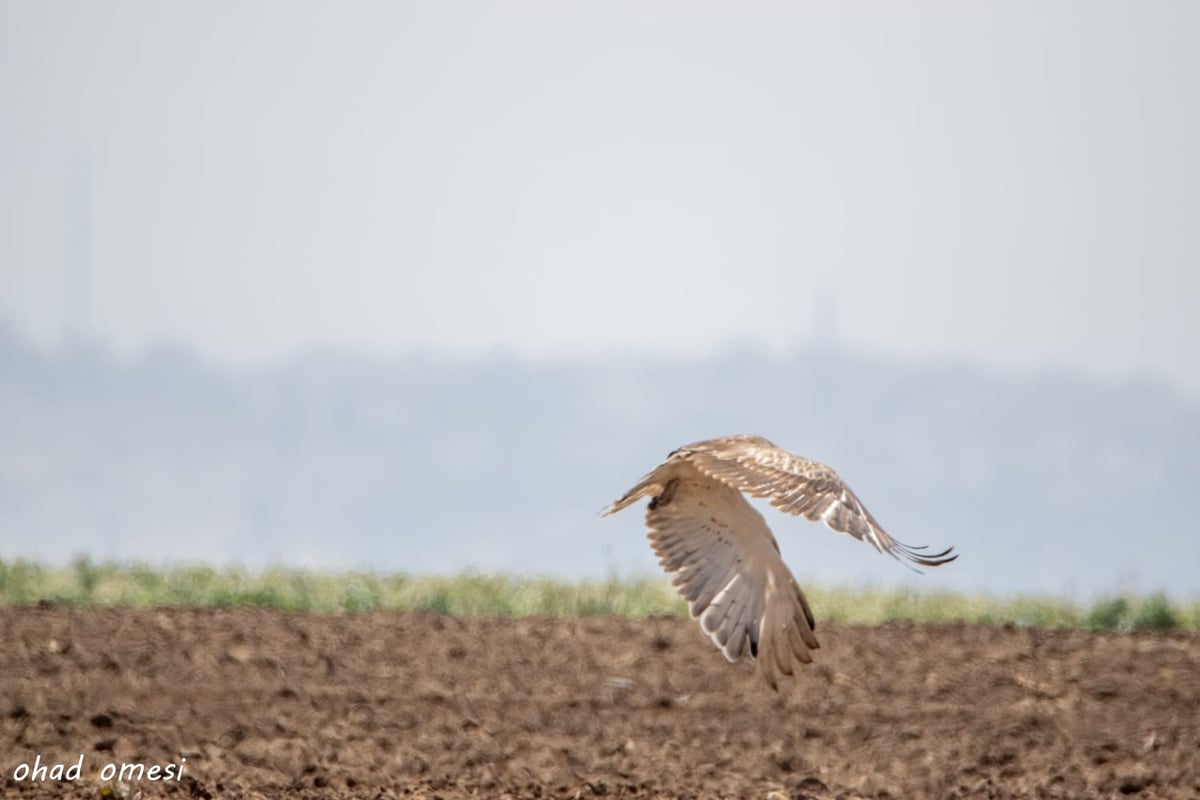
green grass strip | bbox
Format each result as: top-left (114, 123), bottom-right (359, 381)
top-left (1, 558), bottom-right (1197, 631)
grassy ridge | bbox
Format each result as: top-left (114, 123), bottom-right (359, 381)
top-left (1, 558), bottom-right (1197, 631)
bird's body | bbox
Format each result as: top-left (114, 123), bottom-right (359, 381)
top-left (604, 434), bottom-right (956, 689)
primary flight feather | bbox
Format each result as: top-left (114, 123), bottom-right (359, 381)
top-left (603, 434), bottom-right (957, 689)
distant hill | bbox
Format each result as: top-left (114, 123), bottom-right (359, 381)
top-left (1, 329), bottom-right (1197, 597)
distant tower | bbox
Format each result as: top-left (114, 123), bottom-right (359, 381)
top-left (64, 151), bottom-right (91, 348)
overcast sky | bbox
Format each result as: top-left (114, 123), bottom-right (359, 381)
top-left (2, 2), bottom-right (1197, 391)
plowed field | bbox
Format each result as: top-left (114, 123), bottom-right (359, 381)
top-left (3, 607), bottom-right (1198, 799)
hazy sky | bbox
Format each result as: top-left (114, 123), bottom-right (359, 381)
top-left (2, 2), bottom-right (1198, 390)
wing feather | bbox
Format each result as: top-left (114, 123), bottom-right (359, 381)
top-left (676, 435), bottom-right (957, 569)
top-left (634, 464), bottom-right (819, 686)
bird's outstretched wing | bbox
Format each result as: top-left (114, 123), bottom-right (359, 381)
top-left (638, 466), bottom-right (819, 690)
top-left (673, 435), bottom-right (957, 569)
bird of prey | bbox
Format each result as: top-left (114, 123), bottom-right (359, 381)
top-left (603, 434), bottom-right (957, 689)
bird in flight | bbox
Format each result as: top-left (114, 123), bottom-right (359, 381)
top-left (603, 434), bottom-right (957, 689)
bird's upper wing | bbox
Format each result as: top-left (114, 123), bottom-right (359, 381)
top-left (675, 435), bottom-right (957, 569)
top-left (640, 462), bottom-right (820, 690)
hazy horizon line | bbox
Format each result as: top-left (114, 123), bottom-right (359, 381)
top-left (2, 319), bottom-right (1192, 400)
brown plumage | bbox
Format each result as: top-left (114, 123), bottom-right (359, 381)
top-left (603, 434), bottom-right (957, 689)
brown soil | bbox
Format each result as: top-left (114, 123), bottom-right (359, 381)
top-left (2, 607), bottom-right (1198, 799)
